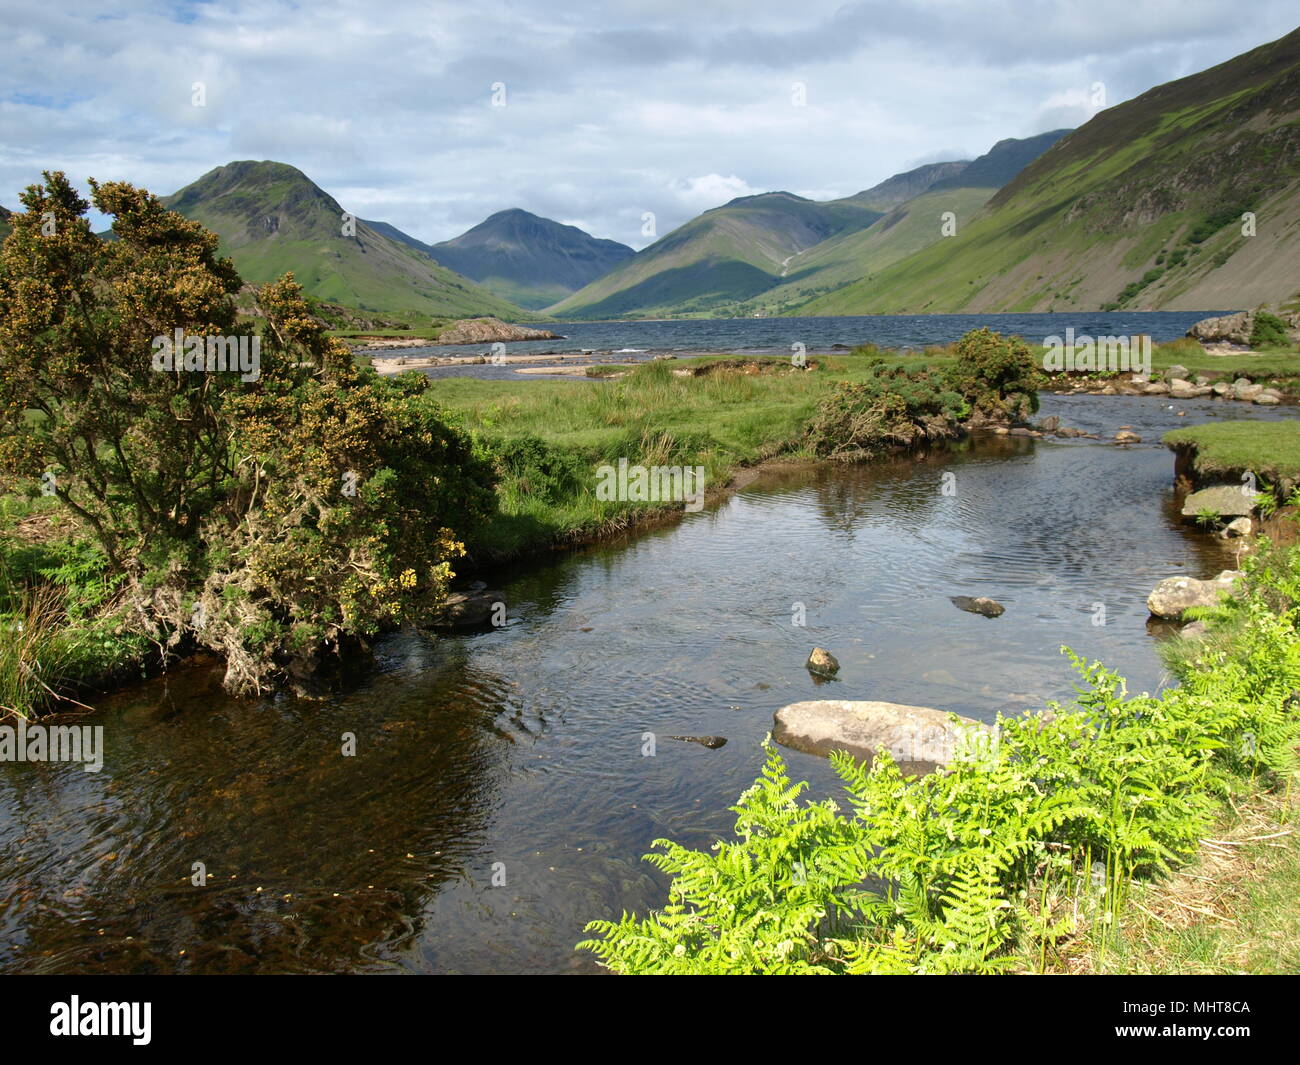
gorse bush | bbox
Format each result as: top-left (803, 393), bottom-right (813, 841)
top-left (1249, 311), bottom-right (1292, 350)
top-left (580, 544), bottom-right (1300, 974)
top-left (805, 329), bottom-right (1038, 459)
top-left (0, 173), bottom-right (497, 694)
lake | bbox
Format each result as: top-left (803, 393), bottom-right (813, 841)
top-left (372, 311), bottom-right (1231, 381)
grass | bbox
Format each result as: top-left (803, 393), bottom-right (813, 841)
top-left (1057, 782), bottom-right (1299, 974)
top-left (438, 357), bottom-right (846, 557)
top-left (1163, 421), bottom-right (1300, 483)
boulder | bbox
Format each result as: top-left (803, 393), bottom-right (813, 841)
top-left (1114, 430), bottom-right (1141, 444)
top-left (1143, 382), bottom-right (1169, 395)
top-left (773, 699), bottom-right (991, 774)
top-left (1222, 517), bottom-right (1253, 538)
top-left (806, 647), bottom-right (840, 677)
top-left (1255, 391), bottom-right (1281, 405)
top-left (1147, 570), bottom-right (1243, 620)
top-left (1180, 484), bottom-right (1255, 521)
top-left (1211, 381), bottom-right (1232, 396)
top-left (1234, 382), bottom-right (1264, 401)
top-left (950, 595), bottom-right (1005, 618)
top-left (1164, 364), bottom-right (1190, 382)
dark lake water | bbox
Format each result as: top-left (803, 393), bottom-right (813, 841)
top-left (376, 310), bottom-right (1230, 381)
top-left (0, 392), bottom-right (1291, 974)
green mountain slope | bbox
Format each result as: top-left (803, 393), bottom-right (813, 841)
top-left (803, 29), bottom-right (1300, 314)
top-left (425, 209), bottom-right (635, 310)
top-left (162, 161), bottom-right (525, 318)
top-left (546, 191), bottom-right (883, 319)
top-left (737, 133), bottom-right (1069, 316)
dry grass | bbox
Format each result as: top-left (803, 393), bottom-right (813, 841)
top-left (1047, 777), bottom-right (1300, 975)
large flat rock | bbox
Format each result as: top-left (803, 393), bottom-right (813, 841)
top-left (773, 700), bottom-right (990, 775)
top-left (1181, 484), bottom-right (1255, 520)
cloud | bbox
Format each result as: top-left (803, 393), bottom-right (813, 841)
top-left (0, 0), bottom-right (1296, 248)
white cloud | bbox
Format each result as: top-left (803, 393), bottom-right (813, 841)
top-left (0, 0), bottom-right (1296, 247)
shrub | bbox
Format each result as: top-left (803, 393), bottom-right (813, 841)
top-left (1249, 311), bottom-right (1292, 350)
top-left (950, 327), bottom-right (1041, 418)
top-left (0, 174), bottom-right (497, 694)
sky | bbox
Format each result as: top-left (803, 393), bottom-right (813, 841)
top-left (1, 1), bottom-right (1296, 249)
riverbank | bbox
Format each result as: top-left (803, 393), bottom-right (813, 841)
top-left (5, 330), bottom-right (1297, 715)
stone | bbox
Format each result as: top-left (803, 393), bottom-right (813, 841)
top-left (806, 647), bottom-right (840, 677)
top-left (1223, 517), bottom-right (1253, 538)
top-left (773, 699), bottom-right (991, 774)
top-left (1180, 484), bottom-right (1255, 521)
top-left (1114, 430), bottom-right (1141, 444)
top-left (1147, 570), bottom-right (1243, 620)
top-left (1143, 382), bottom-right (1169, 395)
top-left (431, 590), bottom-right (504, 629)
top-left (1177, 620), bottom-right (1209, 640)
top-left (1211, 381), bottom-right (1232, 396)
top-left (1037, 415), bottom-right (1061, 432)
top-left (950, 595), bottom-right (1005, 618)
top-left (668, 735), bottom-right (727, 749)
top-left (1164, 364), bottom-right (1190, 382)
top-left (1234, 382), bottom-right (1264, 401)
top-left (1255, 392), bottom-right (1281, 405)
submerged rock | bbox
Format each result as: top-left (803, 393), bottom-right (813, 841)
top-left (431, 590), bottom-right (504, 629)
top-left (950, 595), bottom-right (1005, 618)
top-left (806, 647), bottom-right (840, 677)
top-left (1147, 570), bottom-right (1243, 620)
top-left (668, 734), bottom-right (728, 749)
top-left (773, 699), bottom-right (990, 774)
top-left (1114, 429), bottom-right (1141, 444)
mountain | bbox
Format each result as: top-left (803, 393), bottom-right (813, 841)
top-left (161, 161), bottom-right (526, 319)
top-left (801, 28), bottom-right (1300, 314)
top-left (546, 191), bottom-right (884, 319)
top-left (840, 160), bottom-right (970, 211)
top-left (733, 133), bottom-right (1070, 316)
top-left (424, 209), bottom-right (635, 310)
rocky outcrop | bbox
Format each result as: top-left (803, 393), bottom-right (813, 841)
top-left (435, 317), bottom-right (560, 345)
top-left (773, 700), bottom-right (991, 774)
top-left (1147, 570), bottom-right (1243, 620)
top-left (1186, 310), bottom-right (1300, 346)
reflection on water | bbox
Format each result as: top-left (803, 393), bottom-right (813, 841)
top-left (0, 393), bottom-right (1291, 973)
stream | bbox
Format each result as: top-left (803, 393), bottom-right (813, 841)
top-left (0, 392), bottom-right (1293, 973)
